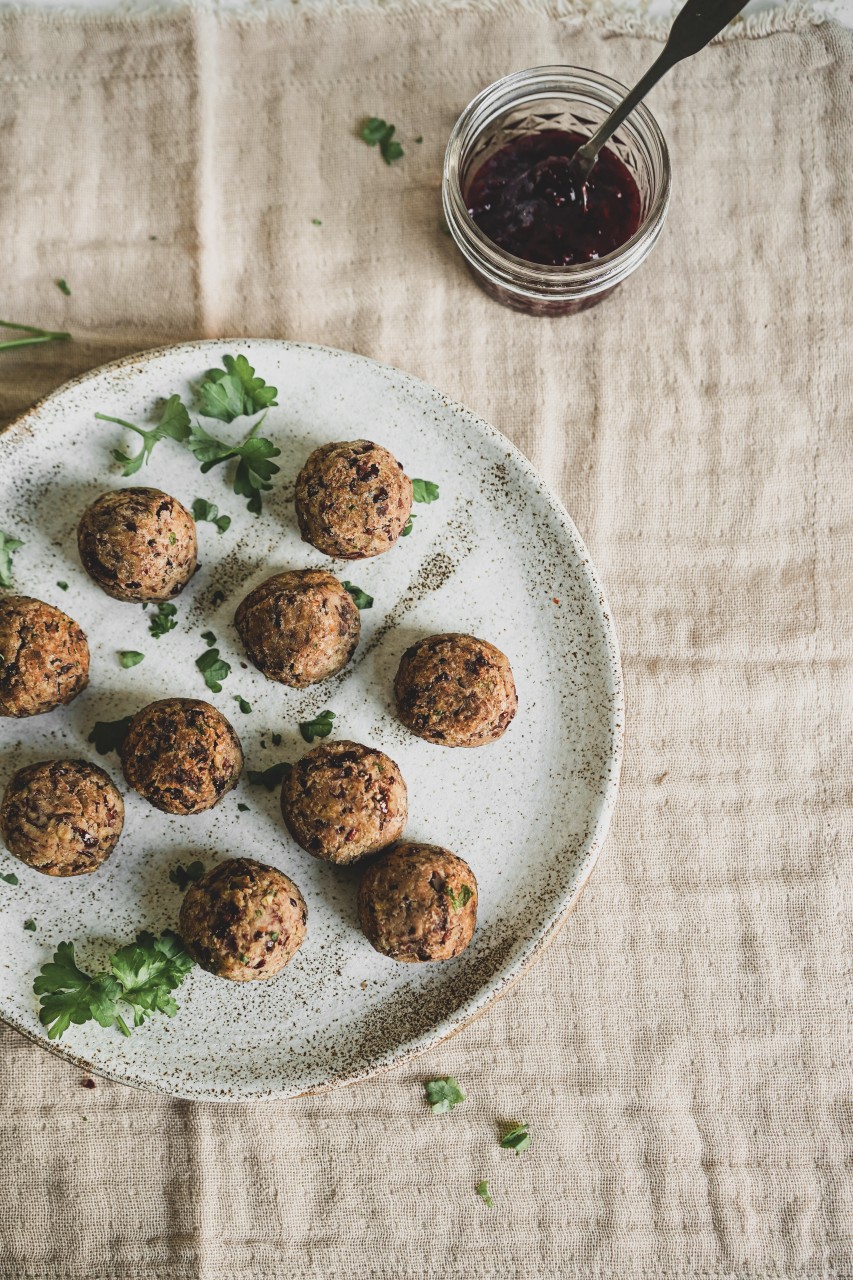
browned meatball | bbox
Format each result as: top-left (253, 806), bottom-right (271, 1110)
top-left (234, 569), bottom-right (360, 688)
top-left (77, 487), bottom-right (197, 602)
top-left (281, 740), bottom-right (407, 865)
top-left (179, 857), bottom-right (307, 981)
top-left (0, 760), bottom-right (124, 876)
top-left (358, 842), bottom-right (477, 962)
top-left (0, 595), bottom-right (89, 718)
top-left (120, 698), bottom-right (243, 815)
top-left (394, 633), bottom-right (517, 747)
top-left (295, 440), bottom-right (413, 559)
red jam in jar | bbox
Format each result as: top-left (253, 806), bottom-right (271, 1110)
top-left (465, 129), bottom-right (642, 267)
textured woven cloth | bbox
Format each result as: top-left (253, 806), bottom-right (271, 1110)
top-left (1, 8), bottom-right (852, 1278)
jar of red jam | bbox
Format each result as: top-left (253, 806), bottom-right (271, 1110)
top-left (442, 65), bottom-right (671, 315)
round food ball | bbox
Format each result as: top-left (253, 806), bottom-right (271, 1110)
top-left (281, 740), bottom-right (407, 865)
top-left (358, 842), bottom-right (477, 962)
top-left (295, 440), bottom-right (413, 559)
top-left (234, 569), bottom-right (360, 688)
top-left (179, 857), bottom-right (307, 981)
top-left (0, 595), bottom-right (89, 718)
top-left (77, 487), bottom-right (197, 603)
top-left (0, 759), bottom-right (124, 876)
top-left (120, 698), bottom-right (243, 815)
top-left (394, 633), bottom-right (517, 747)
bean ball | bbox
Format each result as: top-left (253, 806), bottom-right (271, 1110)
top-left (358, 842), bottom-right (478, 962)
top-left (281, 740), bottom-right (407, 865)
top-left (77, 487), bottom-right (197, 602)
top-left (234, 569), bottom-right (360, 688)
top-left (179, 857), bottom-right (308, 981)
top-left (394, 632), bottom-right (517, 747)
top-left (295, 440), bottom-right (413, 559)
top-left (0, 759), bottom-right (124, 876)
top-left (120, 698), bottom-right (243, 815)
top-left (0, 595), bottom-right (89, 718)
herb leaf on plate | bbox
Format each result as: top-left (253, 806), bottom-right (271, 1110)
top-left (342, 581), bottom-right (373, 610)
top-left (108, 931), bottom-right (195, 1028)
top-left (95, 394), bottom-right (191, 477)
top-left (148, 602), bottom-right (178, 639)
top-left (87, 715), bottom-right (133, 755)
top-left (401, 514), bottom-right (416, 536)
top-left (247, 761), bottom-right (291, 790)
top-left (196, 647), bottom-right (231, 693)
top-left (118, 650), bottom-right (144, 669)
top-left (169, 861), bottom-right (206, 892)
top-left (1, 871), bottom-right (20, 886)
top-left (299, 709), bottom-right (335, 743)
top-left (0, 530), bottom-right (24, 589)
top-left (186, 416), bottom-right (281, 515)
top-left (234, 695), bottom-right (252, 714)
top-left (412, 478), bottom-right (439, 504)
top-left (425, 1077), bottom-right (465, 1113)
top-left (192, 497), bottom-right (231, 534)
top-left (197, 355), bottom-right (278, 423)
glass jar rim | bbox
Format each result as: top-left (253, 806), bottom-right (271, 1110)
top-left (442, 64), bottom-right (672, 296)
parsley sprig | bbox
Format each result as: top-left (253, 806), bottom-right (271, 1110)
top-left (95, 394), bottom-right (190, 477)
top-left (186, 414), bottom-right (281, 515)
top-left (197, 355), bottom-right (278, 422)
top-left (33, 932), bottom-right (194, 1041)
top-left (476, 1180), bottom-right (494, 1209)
top-left (148, 602), bottom-right (178, 639)
top-left (0, 530), bottom-right (24, 589)
top-left (0, 320), bottom-right (70, 354)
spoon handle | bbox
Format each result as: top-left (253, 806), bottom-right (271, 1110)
top-left (572, 0), bottom-right (751, 179)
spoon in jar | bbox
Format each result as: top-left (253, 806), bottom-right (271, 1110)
top-left (569, 0), bottom-right (752, 185)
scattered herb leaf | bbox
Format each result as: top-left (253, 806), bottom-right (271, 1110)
top-left (401, 514), bottom-right (416, 536)
top-left (56, 279), bottom-right (71, 296)
top-left (211, 589), bottom-right (225, 607)
top-left (197, 355), bottom-right (278, 423)
top-left (0, 320), bottom-right (70, 353)
top-left (169, 861), bottom-right (205, 892)
top-left (412, 478), bottom-right (439, 504)
top-left (87, 715), bottom-right (133, 755)
top-left (118, 650), bottom-right (144, 669)
top-left (1, 871), bottom-right (20, 886)
top-left (201, 630), bottom-right (217, 647)
top-left (476, 1180), bottom-right (494, 1209)
top-left (237, 802), bottom-right (249, 813)
top-left (24, 919), bottom-right (36, 932)
top-left (360, 117), bottom-right (404, 164)
top-left (425, 1077), bottom-right (465, 1113)
top-left (148, 602), bottom-right (178, 639)
top-left (271, 732), bottom-right (282, 747)
top-left (95, 394), bottom-right (191, 477)
top-left (299, 709), bottom-right (335, 743)
top-left (247, 761), bottom-right (290, 791)
top-left (234, 695), bottom-right (252, 715)
top-left (186, 415), bottom-right (281, 515)
top-left (56, 580), bottom-right (68, 591)
top-left (415, 135), bottom-right (423, 144)
top-left (312, 218), bottom-right (322, 225)
top-left (0, 530), bottom-right (24, 589)
top-left (196, 647), bottom-right (231, 693)
top-left (500, 1122), bottom-right (531, 1153)
top-left (445, 884), bottom-right (473, 912)
top-left (192, 497), bottom-right (231, 534)
top-left (342, 581), bottom-right (373, 610)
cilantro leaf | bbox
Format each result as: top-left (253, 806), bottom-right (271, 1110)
top-left (475, 1180), bottom-right (494, 1209)
top-left (148, 601), bottom-right (178, 639)
top-left (234, 695), bottom-right (252, 714)
top-left (118, 650), bottom-right (144, 669)
top-left (196, 646), bottom-right (231, 693)
top-left (299, 709), bottom-right (335, 743)
top-left (412, 478), bottom-right (439, 504)
top-left (34, 942), bottom-right (126, 1040)
top-left (0, 320), bottom-right (70, 354)
top-left (186, 415), bottom-right (281, 515)
top-left (169, 860), bottom-right (206, 891)
top-left (0, 530), bottom-right (24, 589)
top-left (56, 279), bottom-right (71, 296)
top-left (96, 394), bottom-right (190, 477)
top-left (401, 514), bottom-right (416, 536)
top-left (197, 355), bottom-right (278, 422)
top-left (500, 1122), bottom-right (531, 1153)
top-left (87, 715), bottom-right (133, 755)
top-left (425, 1077), bottom-right (465, 1113)
top-left (192, 497), bottom-right (231, 534)
top-left (1, 870), bottom-right (20, 886)
top-left (444, 884), bottom-right (473, 912)
top-left (341, 581), bottom-right (373, 610)
top-left (247, 761), bottom-right (291, 790)
top-left (360, 117), bottom-right (404, 165)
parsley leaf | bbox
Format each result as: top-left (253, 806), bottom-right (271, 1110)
top-left (401, 514), bottom-right (416, 536)
top-left (109, 931), bottom-right (195, 1028)
top-left (197, 355), bottom-right (278, 422)
top-left (412, 478), bottom-right (439, 504)
top-left (0, 320), bottom-right (70, 354)
top-left (186, 415), bottom-right (281, 515)
top-left (342, 581), bottom-right (373, 610)
top-left (299, 709), bottom-right (335, 743)
top-left (234, 695), bottom-right (252, 714)
top-left (444, 884), bottom-right (473, 912)
top-left (96, 394), bottom-right (191, 477)
top-left (247, 761), bottom-right (291, 790)
top-left (1, 871), bottom-right (20, 886)
top-left (87, 715), bottom-right (133, 755)
top-left (148, 601), bottom-right (178, 639)
top-left (425, 1077), bottom-right (465, 1113)
top-left (56, 278), bottom-right (71, 296)
top-left (169, 860), bottom-right (206, 891)
top-left (24, 919), bottom-right (36, 932)
top-left (361, 117), bottom-right (404, 164)
top-left (196, 646), bottom-right (231, 693)
top-left (201, 630), bottom-right (217, 647)
top-left (500, 1122), bottom-right (531, 1153)
top-left (191, 497), bottom-right (231, 534)
top-left (475, 1180), bottom-right (494, 1209)
top-left (118, 650), bottom-right (144, 669)
top-left (0, 530), bottom-right (24, 589)
top-left (56, 580), bottom-right (68, 591)
top-left (237, 802), bottom-right (249, 812)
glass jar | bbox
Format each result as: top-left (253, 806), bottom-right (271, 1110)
top-left (442, 65), bottom-right (671, 316)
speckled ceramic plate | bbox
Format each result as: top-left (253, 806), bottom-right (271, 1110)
top-left (0, 340), bottom-right (622, 1100)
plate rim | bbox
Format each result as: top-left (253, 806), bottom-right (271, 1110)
top-left (0, 337), bottom-right (624, 1101)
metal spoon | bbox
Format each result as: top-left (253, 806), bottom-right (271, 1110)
top-left (570, 0), bottom-right (751, 184)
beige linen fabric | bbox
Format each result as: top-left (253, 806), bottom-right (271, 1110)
top-left (1, 8), bottom-right (852, 1278)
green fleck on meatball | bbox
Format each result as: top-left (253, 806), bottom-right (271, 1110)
top-left (358, 842), bottom-right (477, 962)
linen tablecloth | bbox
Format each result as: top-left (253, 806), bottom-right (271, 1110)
top-left (1, 7), bottom-right (851, 1277)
